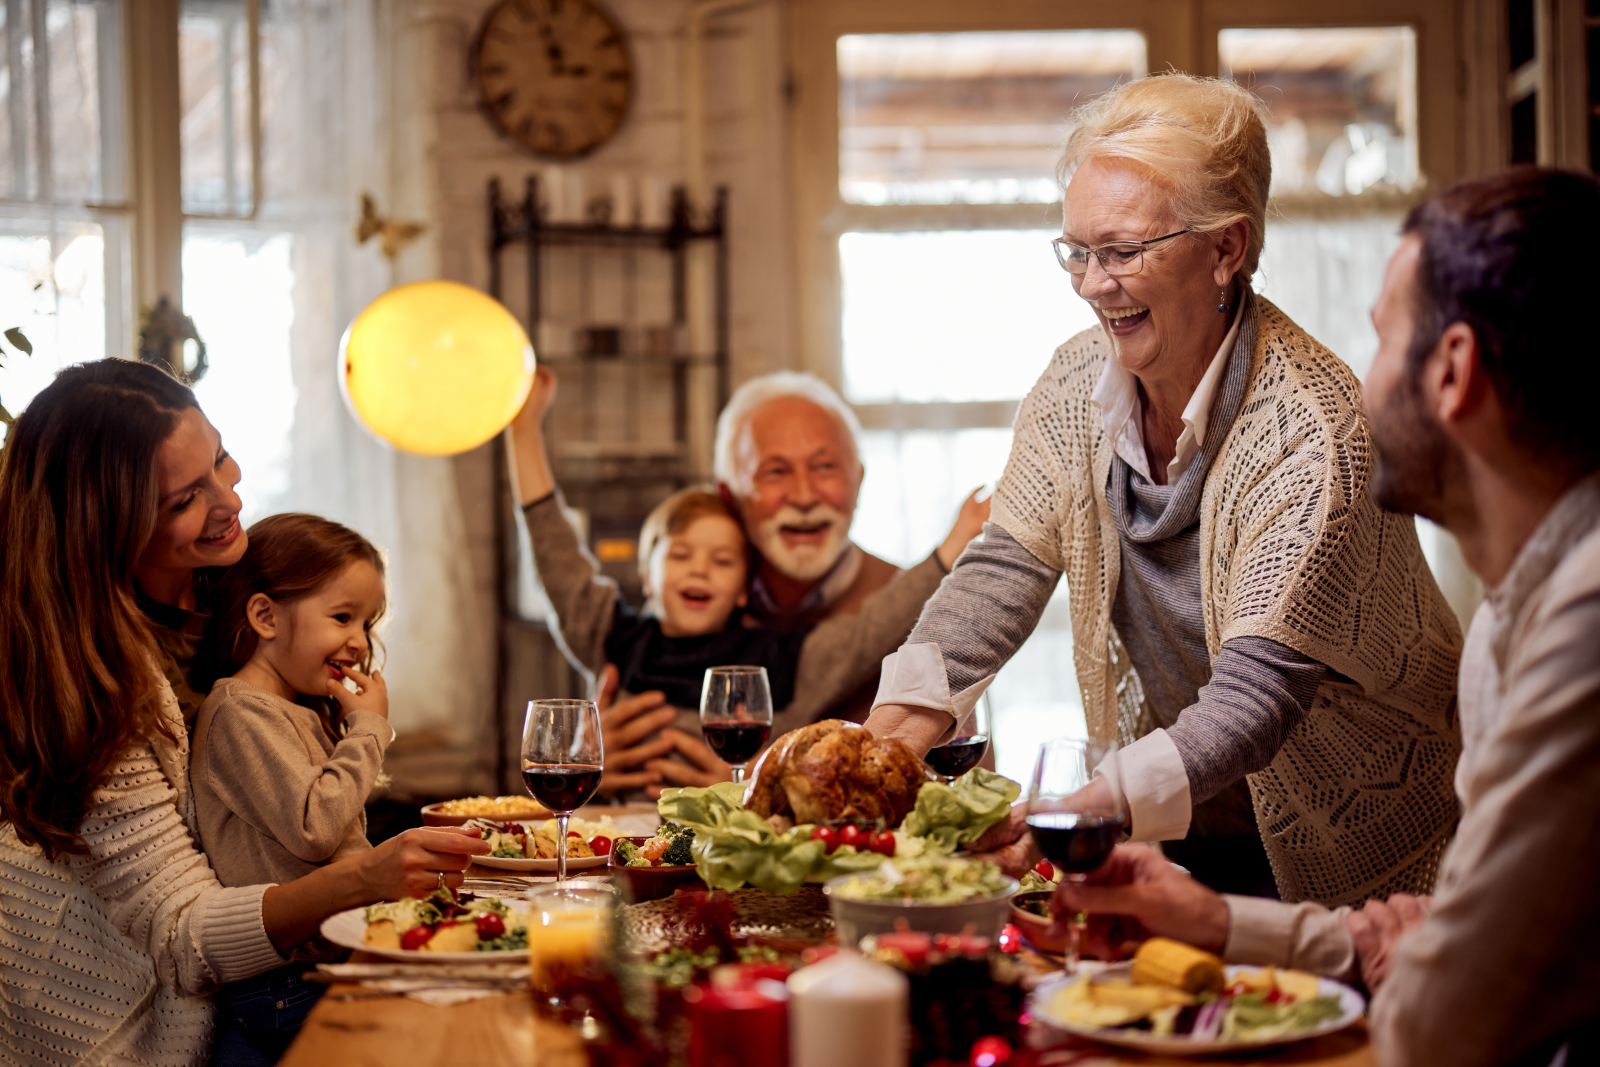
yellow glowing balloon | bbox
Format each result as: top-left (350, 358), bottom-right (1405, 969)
top-left (340, 280), bottom-right (535, 456)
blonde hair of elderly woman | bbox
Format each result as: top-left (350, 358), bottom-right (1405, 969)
top-left (1059, 73), bottom-right (1273, 281)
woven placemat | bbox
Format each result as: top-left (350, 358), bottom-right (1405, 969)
top-left (621, 886), bottom-right (833, 954)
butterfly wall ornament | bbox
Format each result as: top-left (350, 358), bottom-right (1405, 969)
top-left (355, 192), bottom-right (426, 261)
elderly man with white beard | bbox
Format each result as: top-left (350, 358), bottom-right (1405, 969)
top-left (714, 373), bottom-right (986, 642)
top-left (570, 372), bottom-right (987, 796)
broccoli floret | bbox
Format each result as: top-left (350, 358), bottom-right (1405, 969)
top-left (658, 820), bottom-right (685, 838)
top-left (660, 826), bottom-right (695, 866)
top-left (613, 838), bottom-right (640, 864)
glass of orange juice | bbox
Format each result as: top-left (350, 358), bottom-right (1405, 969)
top-left (528, 885), bottom-right (613, 1007)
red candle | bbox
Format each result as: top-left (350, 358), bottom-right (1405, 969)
top-left (686, 979), bottom-right (789, 1067)
top-left (873, 929), bottom-right (932, 968)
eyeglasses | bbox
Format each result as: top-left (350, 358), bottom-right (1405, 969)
top-left (1051, 229), bottom-right (1195, 276)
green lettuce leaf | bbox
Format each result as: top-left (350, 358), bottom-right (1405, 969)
top-left (901, 768), bottom-right (1020, 852)
top-left (656, 783), bottom-right (882, 895)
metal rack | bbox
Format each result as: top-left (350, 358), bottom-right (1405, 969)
top-left (485, 176), bottom-right (730, 789)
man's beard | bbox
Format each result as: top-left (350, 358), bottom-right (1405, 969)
top-left (1369, 372), bottom-right (1459, 524)
top-left (751, 504), bottom-right (851, 582)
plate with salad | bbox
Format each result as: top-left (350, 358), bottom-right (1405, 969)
top-left (1030, 937), bottom-right (1364, 1056)
top-left (466, 815), bottom-right (616, 872)
top-left (320, 888), bottom-right (530, 962)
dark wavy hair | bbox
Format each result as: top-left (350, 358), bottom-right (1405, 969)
top-left (1403, 166), bottom-right (1600, 471)
top-left (194, 512), bottom-right (386, 693)
top-left (0, 359), bottom-right (198, 859)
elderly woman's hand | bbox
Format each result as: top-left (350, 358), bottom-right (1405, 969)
top-left (1050, 844), bottom-right (1232, 958)
top-left (1345, 893), bottom-right (1430, 992)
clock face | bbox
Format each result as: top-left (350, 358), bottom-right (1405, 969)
top-left (474, 0), bottom-right (633, 159)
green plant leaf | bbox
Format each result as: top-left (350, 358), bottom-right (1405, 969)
top-left (4, 328), bottom-right (32, 356)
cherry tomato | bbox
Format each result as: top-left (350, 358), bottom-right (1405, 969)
top-left (868, 829), bottom-right (896, 857)
top-left (970, 1035), bottom-right (1012, 1067)
top-left (589, 835), bottom-right (612, 856)
top-left (837, 824), bottom-right (866, 851)
top-left (400, 926), bottom-right (434, 951)
top-left (474, 913), bottom-right (505, 940)
top-left (567, 830), bottom-right (582, 838)
top-left (810, 825), bottom-right (839, 853)
top-left (1033, 859), bottom-right (1056, 881)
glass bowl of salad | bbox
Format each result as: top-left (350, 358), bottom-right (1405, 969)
top-left (823, 855), bottom-right (1020, 946)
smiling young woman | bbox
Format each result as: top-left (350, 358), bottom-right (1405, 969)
top-left (0, 359), bottom-right (487, 1066)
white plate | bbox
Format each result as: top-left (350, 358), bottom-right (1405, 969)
top-left (1029, 963), bottom-right (1365, 1057)
top-left (472, 852), bottom-right (612, 873)
top-left (320, 899), bottom-right (531, 962)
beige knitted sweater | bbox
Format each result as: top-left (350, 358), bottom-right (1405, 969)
top-left (991, 298), bottom-right (1464, 905)
top-left (0, 678), bottom-right (285, 1067)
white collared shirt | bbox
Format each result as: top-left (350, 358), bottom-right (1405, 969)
top-left (1089, 303), bottom-right (1242, 483)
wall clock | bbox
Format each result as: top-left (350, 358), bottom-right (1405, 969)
top-left (474, 0), bottom-right (633, 159)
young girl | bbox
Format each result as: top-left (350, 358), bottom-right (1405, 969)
top-left (190, 512), bottom-right (394, 1062)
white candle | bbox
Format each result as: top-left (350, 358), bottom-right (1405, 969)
top-left (787, 952), bottom-right (908, 1067)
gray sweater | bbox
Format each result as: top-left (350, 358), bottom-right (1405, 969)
top-left (191, 677), bottom-right (387, 888)
top-left (524, 494), bottom-right (949, 743)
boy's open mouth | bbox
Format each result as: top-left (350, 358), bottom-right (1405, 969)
top-left (678, 588), bottom-right (714, 606)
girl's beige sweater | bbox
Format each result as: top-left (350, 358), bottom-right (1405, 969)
top-left (991, 298), bottom-right (1465, 906)
top-left (0, 678), bottom-right (284, 1066)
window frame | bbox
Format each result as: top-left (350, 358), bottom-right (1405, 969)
top-left (788, 0), bottom-right (1464, 427)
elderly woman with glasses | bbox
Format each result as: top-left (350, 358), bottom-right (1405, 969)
top-left (866, 74), bottom-right (1464, 908)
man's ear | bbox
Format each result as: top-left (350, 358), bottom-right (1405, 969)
top-left (1427, 321), bottom-right (1490, 428)
top-left (245, 593), bottom-right (278, 641)
top-left (716, 481), bottom-right (744, 523)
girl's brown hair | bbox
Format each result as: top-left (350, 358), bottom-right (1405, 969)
top-left (195, 512), bottom-right (386, 692)
top-left (0, 359), bottom-right (198, 859)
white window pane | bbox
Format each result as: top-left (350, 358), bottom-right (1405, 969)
top-left (839, 30), bottom-right (1146, 206)
top-left (181, 1), bottom-right (254, 215)
top-left (1221, 27), bottom-right (1419, 197)
top-left (0, 228), bottom-right (105, 426)
top-left (1256, 214), bottom-right (1404, 378)
top-left (182, 230), bottom-right (296, 521)
top-left (840, 229), bottom-right (1098, 404)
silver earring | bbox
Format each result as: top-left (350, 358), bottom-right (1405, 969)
top-left (1218, 287), bottom-right (1228, 314)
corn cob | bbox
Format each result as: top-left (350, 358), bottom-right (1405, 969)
top-left (1131, 937), bottom-right (1225, 994)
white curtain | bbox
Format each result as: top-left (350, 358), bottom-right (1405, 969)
top-left (262, 0), bottom-right (495, 795)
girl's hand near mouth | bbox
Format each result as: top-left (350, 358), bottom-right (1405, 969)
top-left (327, 664), bottom-right (389, 721)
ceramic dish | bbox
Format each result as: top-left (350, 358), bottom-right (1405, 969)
top-left (1008, 890), bottom-right (1066, 955)
top-left (420, 800), bottom-right (550, 827)
top-left (472, 851), bottom-right (611, 873)
top-left (607, 836), bottom-right (702, 902)
top-left (320, 899), bottom-right (531, 963)
top-left (822, 873), bottom-right (1020, 946)
top-left (1029, 963), bottom-right (1365, 1056)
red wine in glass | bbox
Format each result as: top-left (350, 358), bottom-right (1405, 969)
top-left (1025, 812), bottom-right (1126, 873)
top-left (700, 666), bottom-right (774, 784)
top-left (523, 699), bottom-right (605, 891)
top-left (702, 721), bottom-right (772, 766)
top-left (523, 765), bottom-right (603, 813)
top-left (925, 734), bottom-right (989, 780)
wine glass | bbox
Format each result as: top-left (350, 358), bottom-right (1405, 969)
top-left (522, 698), bottom-right (605, 891)
top-left (924, 692), bottom-right (992, 785)
top-left (699, 666), bottom-right (773, 784)
top-left (1026, 737), bottom-right (1126, 973)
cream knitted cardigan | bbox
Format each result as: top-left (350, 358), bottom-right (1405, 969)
top-left (0, 678), bottom-right (285, 1067)
top-left (991, 298), bottom-right (1464, 906)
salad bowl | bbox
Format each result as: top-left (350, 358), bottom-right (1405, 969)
top-left (823, 870), bottom-right (1020, 946)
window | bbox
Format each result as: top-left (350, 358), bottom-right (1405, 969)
top-left (832, 30), bottom-right (1145, 776)
top-left (0, 0), bottom-right (128, 427)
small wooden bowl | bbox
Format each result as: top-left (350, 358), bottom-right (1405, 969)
top-left (420, 800), bottom-right (551, 827)
top-left (1009, 890), bottom-right (1066, 955)
top-left (608, 836), bottom-right (703, 903)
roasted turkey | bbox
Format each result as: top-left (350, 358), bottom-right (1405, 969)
top-left (745, 719), bottom-right (932, 827)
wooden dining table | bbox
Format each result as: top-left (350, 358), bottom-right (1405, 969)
top-left (280, 982), bottom-right (1375, 1067)
top-left (282, 858), bottom-right (1377, 1067)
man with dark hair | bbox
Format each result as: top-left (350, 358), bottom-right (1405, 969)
top-left (1045, 167), bottom-right (1600, 1067)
